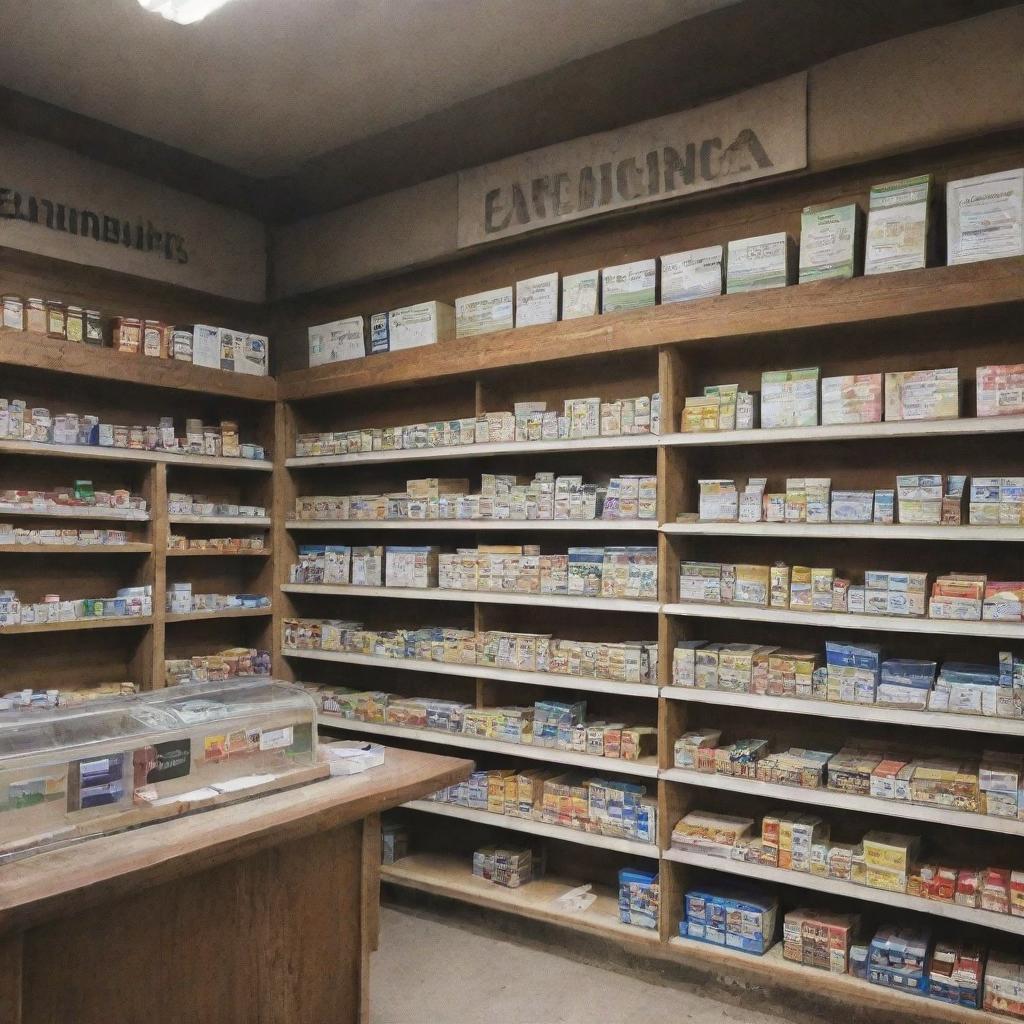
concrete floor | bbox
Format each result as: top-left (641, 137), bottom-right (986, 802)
top-left (370, 906), bottom-right (802, 1024)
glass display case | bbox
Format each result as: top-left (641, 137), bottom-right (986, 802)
top-left (0, 677), bottom-right (324, 862)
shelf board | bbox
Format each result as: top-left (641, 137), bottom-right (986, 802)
top-left (286, 433), bottom-right (660, 468)
top-left (0, 329), bottom-right (276, 401)
top-left (665, 939), bottom-right (1004, 1024)
top-left (660, 685), bottom-right (1024, 737)
top-left (0, 543), bottom-right (152, 555)
top-left (164, 607), bottom-right (272, 623)
top-left (0, 615), bottom-right (153, 635)
top-left (661, 767), bottom-right (1024, 837)
top-left (286, 518), bottom-right (656, 532)
top-left (319, 715), bottom-right (660, 778)
top-left (282, 583), bottom-right (660, 613)
top-left (0, 438), bottom-right (272, 472)
top-left (381, 852), bottom-right (661, 946)
top-left (662, 521), bottom-right (1024, 542)
top-left (663, 847), bottom-right (1024, 935)
top-left (659, 413), bottom-right (1024, 450)
top-left (402, 800), bottom-right (659, 858)
top-left (0, 506), bottom-right (149, 523)
top-left (168, 515), bottom-right (271, 526)
top-left (279, 258), bottom-right (1024, 401)
top-left (166, 548), bottom-right (271, 558)
top-left (283, 647), bottom-right (660, 698)
top-left (664, 601), bottom-right (1024, 639)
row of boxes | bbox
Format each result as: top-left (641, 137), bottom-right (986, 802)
top-left (0, 400), bottom-right (264, 460)
top-left (163, 648), bottom-right (271, 687)
top-left (680, 363), bottom-right (1024, 435)
top-left (167, 493), bottom-right (266, 518)
top-left (165, 585), bottom-right (270, 614)
top-left (672, 733), bottom-right (1024, 819)
top-left (293, 471), bottom-right (658, 523)
top-left (0, 585), bottom-right (151, 625)
top-left (0, 482), bottom-right (147, 518)
top-left (166, 534), bottom-right (265, 552)
top-left (427, 768), bottom-right (657, 844)
top-left (281, 619), bottom-right (657, 685)
top-left (298, 684), bottom-right (657, 762)
top-left (293, 393), bottom-right (662, 457)
top-left (0, 525), bottom-right (130, 547)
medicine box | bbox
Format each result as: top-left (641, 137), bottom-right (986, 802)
top-left (864, 174), bottom-right (932, 275)
top-left (726, 233), bottom-right (794, 293)
top-left (389, 301), bottom-right (455, 350)
top-left (456, 288), bottom-right (514, 338)
top-left (561, 270), bottom-right (600, 320)
top-left (601, 260), bottom-right (657, 313)
top-left (660, 246), bottom-right (724, 303)
top-left (308, 316), bottom-right (366, 367)
top-left (947, 168), bottom-right (1024, 266)
top-left (515, 273), bottom-right (559, 327)
top-left (799, 203), bottom-right (861, 283)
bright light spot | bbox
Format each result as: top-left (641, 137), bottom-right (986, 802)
top-left (137, 0), bottom-right (235, 25)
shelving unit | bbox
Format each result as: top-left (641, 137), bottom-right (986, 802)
top-left (274, 246), bottom-right (1024, 1018)
top-left (287, 518), bottom-right (655, 532)
top-left (0, 255), bottom-right (278, 695)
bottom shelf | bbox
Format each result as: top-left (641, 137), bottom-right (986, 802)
top-left (382, 852), bottom-right (1010, 1024)
top-left (381, 851), bottom-right (660, 947)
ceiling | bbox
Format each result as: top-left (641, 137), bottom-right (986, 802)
top-left (0, 0), bottom-right (737, 178)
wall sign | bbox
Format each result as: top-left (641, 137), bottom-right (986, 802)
top-left (1, 185), bottom-right (189, 264)
top-left (457, 73), bottom-right (807, 249)
top-left (0, 128), bottom-right (266, 303)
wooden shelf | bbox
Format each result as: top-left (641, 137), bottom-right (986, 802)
top-left (0, 543), bottom-right (152, 555)
top-left (664, 939), bottom-right (1005, 1024)
top-left (0, 615), bottom-right (153, 635)
top-left (659, 413), bottom-right (1024, 450)
top-left (0, 506), bottom-right (149, 523)
top-left (663, 847), bottom-right (1024, 935)
top-left (166, 548), bottom-right (271, 558)
top-left (283, 647), bottom-right (660, 698)
top-left (381, 852), bottom-right (661, 946)
top-left (164, 607), bottom-right (272, 623)
top-left (662, 521), bottom-right (1024, 542)
top-left (660, 685), bottom-right (1024, 737)
top-left (664, 601), bottom-right (1024, 639)
top-left (661, 767), bottom-right (1024, 837)
top-left (286, 434), bottom-right (659, 468)
top-left (0, 329), bottom-right (276, 401)
top-left (168, 515), bottom-right (271, 526)
top-left (402, 800), bottom-right (659, 858)
top-left (319, 715), bottom-right (660, 778)
top-left (279, 257), bottom-right (1024, 400)
top-left (0, 438), bottom-right (272, 472)
top-left (282, 583), bottom-right (660, 613)
top-left (287, 518), bottom-right (656, 532)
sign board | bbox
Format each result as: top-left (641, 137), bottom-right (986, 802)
top-left (458, 73), bottom-right (807, 249)
top-left (0, 128), bottom-right (266, 303)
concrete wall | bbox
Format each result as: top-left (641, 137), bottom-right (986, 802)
top-left (270, 6), bottom-right (1024, 300)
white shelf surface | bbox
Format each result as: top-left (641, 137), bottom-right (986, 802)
top-left (660, 685), bottom-right (1024, 737)
top-left (287, 433), bottom-right (661, 468)
top-left (659, 414), bottom-right (1024, 449)
top-left (0, 506), bottom-right (150, 523)
top-left (0, 615), bottom-right (153, 634)
top-left (660, 767), bottom-right (1024, 837)
top-left (164, 607), bottom-right (272, 623)
top-left (662, 847), bottom-right (1024, 935)
top-left (0, 543), bottom-right (152, 555)
top-left (284, 647), bottom-right (660, 698)
top-left (402, 799), bottom-right (659, 858)
top-left (664, 601), bottom-right (1024, 639)
top-left (662, 521), bottom-right (1024, 542)
top-left (282, 583), bottom-right (660, 613)
top-left (319, 714), bottom-right (660, 778)
top-left (168, 515), bottom-right (272, 526)
top-left (0, 438), bottom-right (272, 471)
top-left (286, 518), bottom-right (655, 532)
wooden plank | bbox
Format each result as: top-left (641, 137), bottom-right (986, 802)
top-left (279, 258), bottom-right (1024, 399)
top-left (0, 616), bottom-right (153, 635)
top-left (164, 607), bottom-right (272, 623)
top-left (0, 330), bottom-right (275, 401)
top-left (0, 935), bottom-right (22, 1024)
top-left (0, 747), bottom-right (470, 938)
top-left (0, 544), bottom-right (152, 554)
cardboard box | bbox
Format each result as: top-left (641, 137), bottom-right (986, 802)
top-left (864, 174), bottom-right (932, 275)
top-left (455, 288), bottom-right (514, 338)
top-left (308, 317), bottom-right (365, 366)
top-left (726, 233), bottom-right (794, 292)
top-left (389, 301), bottom-right (455, 349)
top-left (884, 367), bottom-right (959, 421)
top-left (601, 260), bottom-right (656, 313)
top-left (515, 273), bottom-right (559, 327)
top-left (561, 270), bottom-right (600, 320)
top-left (660, 246), bottom-right (724, 303)
top-left (947, 168), bottom-right (1024, 265)
top-left (799, 203), bottom-right (861, 283)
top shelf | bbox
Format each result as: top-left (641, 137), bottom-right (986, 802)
top-left (0, 330), bottom-right (276, 403)
top-left (278, 258), bottom-right (1024, 400)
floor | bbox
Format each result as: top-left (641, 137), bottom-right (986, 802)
top-left (370, 906), bottom-right (801, 1024)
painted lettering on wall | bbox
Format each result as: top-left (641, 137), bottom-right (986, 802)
top-left (458, 73), bottom-right (807, 249)
top-left (0, 185), bottom-right (189, 264)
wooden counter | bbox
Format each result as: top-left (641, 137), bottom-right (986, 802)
top-left (0, 746), bottom-right (471, 1024)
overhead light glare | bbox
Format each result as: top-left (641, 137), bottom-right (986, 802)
top-left (137, 0), bottom-right (235, 25)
